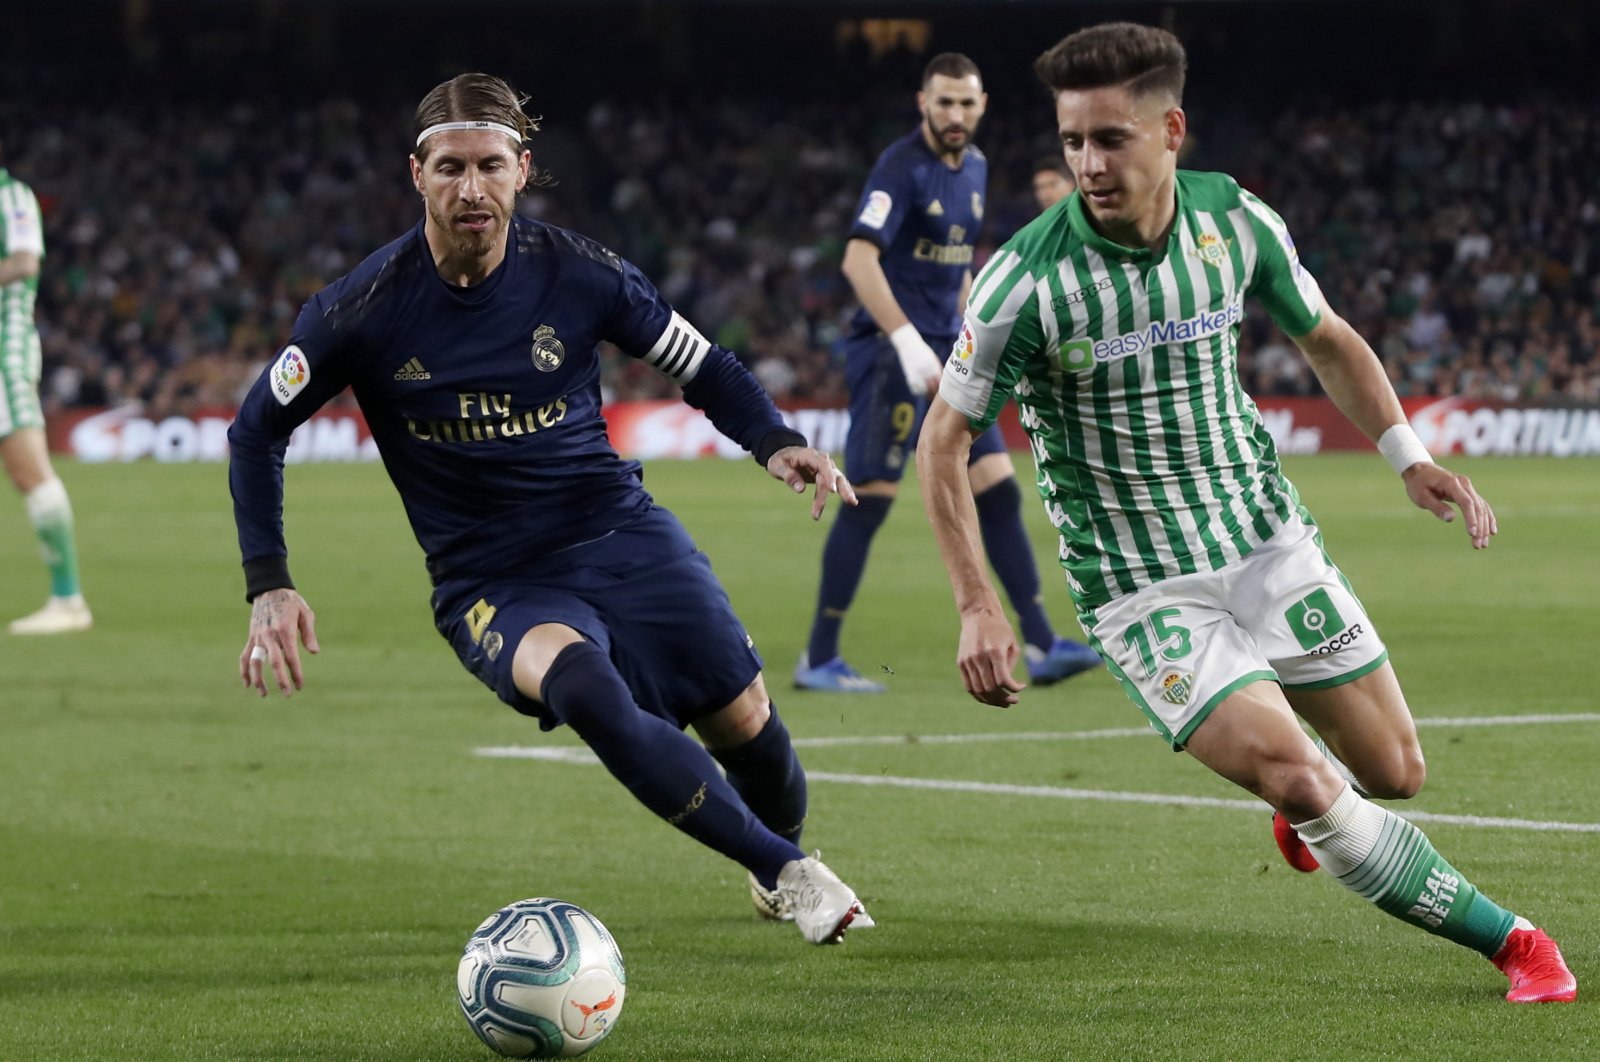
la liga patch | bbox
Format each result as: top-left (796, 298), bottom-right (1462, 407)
top-left (270, 345), bottom-right (310, 406)
top-left (858, 190), bottom-right (892, 230)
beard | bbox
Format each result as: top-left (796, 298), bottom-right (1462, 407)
top-left (426, 196), bottom-right (505, 262)
top-left (925, 116), bottom-right (973, 159)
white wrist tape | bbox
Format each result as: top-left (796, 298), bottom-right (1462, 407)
top-left (888, 323), bottom-right (942, 396)
top-left (1377, 423), bottom-right (1432, 475)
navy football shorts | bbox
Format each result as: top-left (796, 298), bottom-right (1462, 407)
top-left (432, 505), bottom-right (763, 730)
top-left (838, 330), bottom-right (1006, 485)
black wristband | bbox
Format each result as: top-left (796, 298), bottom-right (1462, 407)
top-left (753, 428), bottom-right (809, 469)
top-left (244, 556), bottom-right (295, 602)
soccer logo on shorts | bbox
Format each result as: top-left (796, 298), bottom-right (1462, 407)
top-left (531, 325), bottom-right (565, 372)
top-left (1160, 671), bottom-right (1194, 706)
top-left (1285, 589), bottom-right (1348, 651)
top-left (271, 345), bottom-right (310, 406)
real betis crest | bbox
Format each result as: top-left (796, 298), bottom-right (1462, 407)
top-left (531, 324), bottom-right (565, 372)
top-left (1191, 232), bottom-right (1231, 269)
top-left (1160, 671), bottom-right (1195, 706)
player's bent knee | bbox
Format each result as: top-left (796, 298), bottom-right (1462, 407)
top-left (694, 675), bottom-right (771, 750)
top-left (511, 623), bottom-right (591, 703)
top-left (1359, 745), bottom-right (1426, 800)
top-left (1261, 758), bottom-right (1346, 821)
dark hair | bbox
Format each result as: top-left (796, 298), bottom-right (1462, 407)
top-left (922, 52), bottom-right (981, 88)
top-left (413, 72), bottom-right (549, 185)
top-left (1033, 22), bottom-right (1186, 103)
top-left (1033, 155), bottom-right (1072, 178)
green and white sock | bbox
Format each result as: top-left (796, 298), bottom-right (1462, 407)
top-left (24, 478), bottom-right (82, 599)
top-left (1294, 784), bottom-right (1517, 957)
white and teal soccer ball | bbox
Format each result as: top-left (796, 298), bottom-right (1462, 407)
top-left (457, 898), bottom-right (627, 1058)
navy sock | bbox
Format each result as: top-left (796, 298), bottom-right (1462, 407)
top-left (540, 642), bottom-right (803, 882)
top-left (710, 703), bottom-right (807, 888)
top-left (807, 494), bottom-right (893, 664)
top-left (974, 478), bottom-right (1054, 651)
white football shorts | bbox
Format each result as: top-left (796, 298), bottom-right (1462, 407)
top-left (1080, 517), bottom-right (1388, 749)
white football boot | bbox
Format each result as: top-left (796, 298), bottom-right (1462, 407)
top-left (748, 872), bottom-right (794, 922)
top-left (776, 854), bottom-right (874, 945)
top-left (8, 596), bottom-right (93, 635)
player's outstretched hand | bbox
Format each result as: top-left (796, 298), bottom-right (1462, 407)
top-left (1402, 462), bottom-right (1497, 549)
top-left (767, 446), bottom-right (859, 521)
top-left (958, 606), bottom-right (1027, 707)
top-left (240, 587), bottom-right (321, 698)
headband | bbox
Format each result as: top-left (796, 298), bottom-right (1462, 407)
top-left (415, 121), bottom-right (523, 147)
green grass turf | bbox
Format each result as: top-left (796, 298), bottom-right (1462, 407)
top-left (1, 454), bottom-right (1597, 1060)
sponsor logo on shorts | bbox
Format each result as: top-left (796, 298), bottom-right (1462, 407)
top-left (1287, 589), bottom-right (1366, 655)
top-left (270, 345), bottom-right (310, 406)
top-left (1305, 622), bottom-right (1365, 656)
top-left (1159, 671), bottom-right (1194, 706)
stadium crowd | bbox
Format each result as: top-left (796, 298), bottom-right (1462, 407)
top-left (6, 54), bottom-right (1597, 418)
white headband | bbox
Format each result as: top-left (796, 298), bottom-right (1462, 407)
top-left (415, 121), bottom-right (523, 147)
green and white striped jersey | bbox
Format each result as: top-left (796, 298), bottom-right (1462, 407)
top-left (941, 170), bottom-right (1323, 613)
top-left (0, 167), bottom-right (44, 347)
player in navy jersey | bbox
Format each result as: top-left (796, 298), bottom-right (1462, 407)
top-left (796, 53), bottom-right (1100, 693)
top-left (228, 74), bottom-right (872, 945)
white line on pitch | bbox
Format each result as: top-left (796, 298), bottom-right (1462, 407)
top-left (471, 746), bottom-right (1600, 834)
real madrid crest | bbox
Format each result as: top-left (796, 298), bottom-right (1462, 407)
top-left (971, 191), bottom-right (984, 221)
top-left (531, 325), bottom-right (565, 372)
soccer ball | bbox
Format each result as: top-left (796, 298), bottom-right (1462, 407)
top-left (457, 898), bottom-right (627, 1058)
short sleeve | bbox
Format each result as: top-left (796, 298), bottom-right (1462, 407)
top-left (2, 182), bottom-right (44, 257)
top-left (847, 153), bottom-right (912, 250)
top-left (1240, 190), bottom-right (1323, 337)
top-left (938, 249), bottom-right (1042, 430)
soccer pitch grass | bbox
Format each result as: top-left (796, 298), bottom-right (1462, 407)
top-left (1, 454), bottom-right (1596, 1060)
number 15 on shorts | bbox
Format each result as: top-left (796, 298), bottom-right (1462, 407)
top-left (1122, 608), bottom-right (1194, 678)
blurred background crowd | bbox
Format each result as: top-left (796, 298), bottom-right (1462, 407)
top-left (3, 0), bottom-right (1596, 419)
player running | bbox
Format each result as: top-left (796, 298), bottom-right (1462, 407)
top-left (797, 53), bottom-right (1098, 693)
top-left (228, 73), bottom-right (872, 946)
top-left (917, 23), bottom-right (1574, 1002)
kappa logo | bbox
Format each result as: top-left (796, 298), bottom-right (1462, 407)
top-left (531, 324), bottom-right (565, 372)
top-left (393, 357), bottom-right (431, 381)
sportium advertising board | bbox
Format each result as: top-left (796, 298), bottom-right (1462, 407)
top-left (43, 397), bottom-right (1600, 463)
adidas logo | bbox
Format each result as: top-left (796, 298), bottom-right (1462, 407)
top-left (393, 357), bottom-right (431, 381)
top-left (927, 199), bottom-right (945, 216)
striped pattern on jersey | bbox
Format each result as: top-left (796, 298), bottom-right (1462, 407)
top-left (940, 170), bottom-right (1324, 613)
top-left (644, 310), bottom-right (712, 383)
top-left (0, 171), bottom-right (44, 437)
